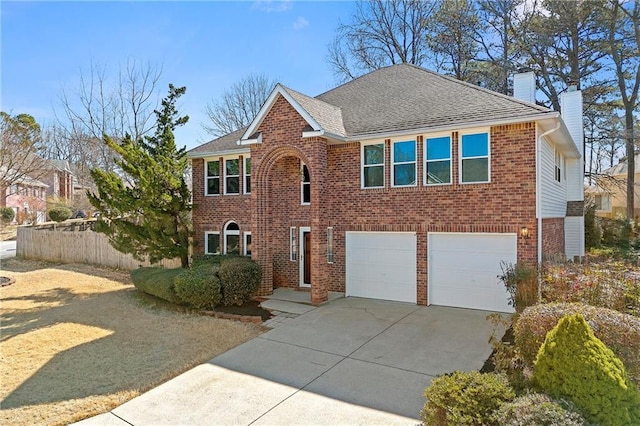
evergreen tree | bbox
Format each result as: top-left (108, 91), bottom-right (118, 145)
top-left (88, 84), bottom-right (192, 268)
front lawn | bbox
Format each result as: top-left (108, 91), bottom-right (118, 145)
top-left (0, 258), bottom-right (263, 426)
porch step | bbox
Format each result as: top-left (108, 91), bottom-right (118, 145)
top-left (260, 299), bottom-right (316, 315)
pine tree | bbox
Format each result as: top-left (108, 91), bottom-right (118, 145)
top-left (88, 84), bottom-right (192, 268)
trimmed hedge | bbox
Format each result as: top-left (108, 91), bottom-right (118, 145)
top-left (130, 267), bottom-right (183, 304)
top-left (48, 206), bottom-right (72, 222)
top-left (515, 302), bottom-right (640, 385)
top-left (217, 257), bottom-right (261, 306)
top-left (533, 313), bottom-right (640, 426)
top-left (174, 264), bottom-right (222, 309)
top-left (492, 393), bottom-right (585, 426)
top-left (420, 371), bottom-right (514, 426)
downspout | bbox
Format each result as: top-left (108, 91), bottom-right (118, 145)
top-left (536, 121), bottom-right (561, 302)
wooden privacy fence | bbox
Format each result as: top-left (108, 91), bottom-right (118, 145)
top-left (16, 224), bottom-right (181, 270)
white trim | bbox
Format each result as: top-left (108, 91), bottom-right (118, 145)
top-left (302, 130), bottom-right (324, 138)
top-left (391, 139), bottom-right (417, 187)
top-left (458, 128), bottom-right (491, 184)
top-left (243, 232), bottom-right (252, 256)
top-left (299, 226), bottom-right (311, 288)
top-left (223, 156), bottom-right (241, 195)
top-left (424, 132), bottom-right (453, 186)
top-left (204, 231), bottom-right (220, 255)
top-left (241, 84), bottom-right (321, 144)
top-left (243, 156), bottom-right (251, 195)
top-left (361, 140), bottom-right (385, 189)
top-left (188, 147), bottom-right (248, 159)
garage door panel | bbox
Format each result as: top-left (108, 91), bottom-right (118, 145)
top-left (429, 233), bottom-right (515, 313)
top-left (346, 232), bottom-right (417, 304)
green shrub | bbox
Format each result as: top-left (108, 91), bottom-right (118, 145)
top-left (533, 313), bottom-right (640, 426)
top-left (420, 371), bottom-right (514, 426)
top-left (584, 202), bottom-right (601, 249)
top-left (218, 257), bottom-right (261, 306)
top-left (498, 262), bottom-right (538, 313)
top-left (48, 206), bottom-right (72, 222)
top-left (130, 267), bottom-right (183, 304)
top-left (0, 207), bottom-right (15, 224)
top-left (191, 254), bottom-right (240, 268)
top-left (174, 264), bottom-right (221, 309)
top-left (514, 303), bottom-right (640, 386)
top-left (492, 393), bottom-right (585, 426)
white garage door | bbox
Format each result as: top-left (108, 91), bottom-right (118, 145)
top-left (428, 233), bottom-right (516, 313)
top-left (346, 232), bottom-right (417, 304)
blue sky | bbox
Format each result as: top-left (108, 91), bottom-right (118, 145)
top-left (1, 1), bottom-right (355, 150)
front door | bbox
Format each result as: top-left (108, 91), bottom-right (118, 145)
top-left (300, 227), bottom-right (311, 287)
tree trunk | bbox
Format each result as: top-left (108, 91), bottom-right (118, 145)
top-left (626, 111), bottom-right (636, 220)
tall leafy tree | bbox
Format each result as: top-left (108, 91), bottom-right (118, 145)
top-left (88, 85), bottom-right (192, 268)
top-left (601, 0), bottom-right (640, 219)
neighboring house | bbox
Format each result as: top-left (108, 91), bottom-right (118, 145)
top-left (42, 159), bottom-right (74, 203)
top-left (188, 64), bottom-right (585, 313)
top-left (586, 155), bottom-right (640, 218)
top-left (3, 175), bottom-right (48, 224)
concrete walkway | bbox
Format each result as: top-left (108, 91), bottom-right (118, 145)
top-left (75, 297), bottom-right (502, 425)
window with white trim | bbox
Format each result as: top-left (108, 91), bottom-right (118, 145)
top-left (554, 149), bottom-right (562, 182)
top-left (205, 160), bottom-right (220, 195)
top-left (327, 227), bottom-right (334, 263)
top-left (290, 227), bottom-right (297, 261)
top-left (362, 142), bottom-right (384, 188)
top-left (460, 131), bottom-right (490, 183)
top-left (244, 157), bottom-right (251, 194)
top-left (244, 232), bottom-right (252, 256)
top-left (224, 222), bottom-right (240, 254)
top-left (392, 140), bottom-right (416, 186)
top-left (301, 163), bottom-right (310, 204)
top-left (205, 232), bottom-right (220, 255)
top-left (424, 135), bottom-right (451, 185)
top-left (225, 159), bottom-right (240, 194)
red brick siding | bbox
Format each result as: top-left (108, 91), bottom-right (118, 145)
top-left (542, 217), bottom-right (565, 259)
top-left (191, 93), bottom-right (539, 305)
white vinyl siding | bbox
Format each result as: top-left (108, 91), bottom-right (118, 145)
top-left (565, 157), bottom-right (584, 201)
top-left (565, 216), bottom-right (585, 259)
top-left (540, 137), bottom-right (567, 217)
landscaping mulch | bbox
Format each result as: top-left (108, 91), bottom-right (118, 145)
top-left (215, 300), bottom-right (272, 321)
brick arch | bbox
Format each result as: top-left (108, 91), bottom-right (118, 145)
top-left (252, 145), bottom-right (314, 298)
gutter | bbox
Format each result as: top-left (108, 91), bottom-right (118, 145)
top-left (536, 121), bottom-right (561, 301)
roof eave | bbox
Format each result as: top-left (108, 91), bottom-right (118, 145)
top-left (187, 146), bottom-right (249, 159)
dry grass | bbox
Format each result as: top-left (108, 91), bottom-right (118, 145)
top-left (0, 258), bottom-right (264, 425)
top-left (0, 225), bottom-right (17, 241)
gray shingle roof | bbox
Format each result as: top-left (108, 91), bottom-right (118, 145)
top-left (280, 86), bottom-right (346, 137)
top-left (602, 154), bottom-right (640, 176)
top-left (189, 64), bottom-right (553, 156)
top-left (316, 63), bottom-right (551, 137)
top-left (188, 127), bottom-right (247, 157)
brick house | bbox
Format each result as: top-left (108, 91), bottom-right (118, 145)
top-left (188, 64), bottom-right (584, 313)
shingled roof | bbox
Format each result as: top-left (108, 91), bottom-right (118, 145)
top-left (189, 63), bottom-right (554, 157)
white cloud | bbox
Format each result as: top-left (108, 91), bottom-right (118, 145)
top-left (292, 16), bottom-right (309, 30)
top-left (252, 0), bottom-right (292, 13)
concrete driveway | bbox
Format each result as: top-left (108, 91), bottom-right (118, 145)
top-left (76, 297), bottom-right (502, 425)
top-left (0, 240), bottom-right (17, 261)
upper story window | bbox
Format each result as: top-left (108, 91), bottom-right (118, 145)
top-left (362, 142), bottom-right (384, 188)
top-left (301, 163), bottom-right (310, 204)
top-left (425, 135), bottom-right (452, 185)
top-left (392, 140), bottom-right (416, 187)
top-left (225, 159), bottom-right (240, 194)
top-left (460, 131), bottom-right (490, 183)
top-left (244, 157), bottom-right (251, 194)
top-left (244, 232), bottom-right (252, 256)
top-left (205, 160), bottom-right (220, 195)
top-left (554, 149), bottom-right (562, 182)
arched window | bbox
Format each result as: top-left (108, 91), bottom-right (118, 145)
top-left (224, 222), bottom-right (240, 255)
top-left (301, 163), bottom-right (310, 205)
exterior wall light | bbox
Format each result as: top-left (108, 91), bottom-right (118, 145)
top-left (520, 226), bottom-right (530, 240)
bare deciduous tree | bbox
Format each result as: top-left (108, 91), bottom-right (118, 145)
top-left (202, 73), bottom-right (276, 137)
top-left (0, 112), bottom-right (47, 205)
top-left (326, 0), bottom-right (438, 83)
